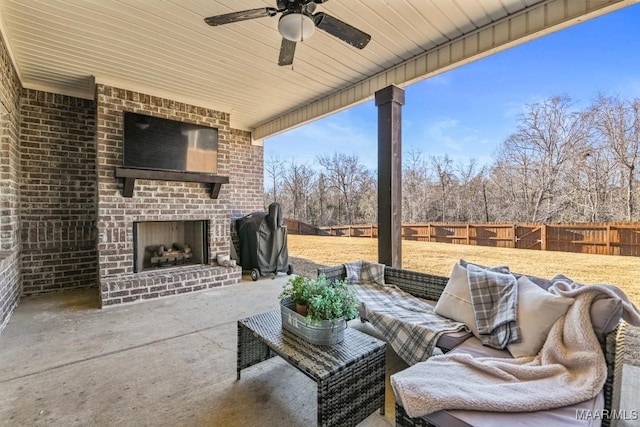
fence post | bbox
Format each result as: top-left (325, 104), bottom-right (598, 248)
top-left (512, 224), bottom-right (516, 249)
top-left (466, 224), bottom-right (470, 245)
top-left (541, 224), bottom-right (547, 251)
top-left (606, 224), bottom-right (611, 255)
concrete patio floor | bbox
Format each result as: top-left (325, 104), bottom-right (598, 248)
top-left (0, 275), bottom-right (401, 426)
top-left (0, 275), bottom-right (638, 426)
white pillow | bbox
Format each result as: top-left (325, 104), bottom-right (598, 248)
top-left (434, 263), bottom-right (511, 338)
top-left (507, 276), bottom-right (575, 358)
top-left (434, 263), bottom-right (479, 336)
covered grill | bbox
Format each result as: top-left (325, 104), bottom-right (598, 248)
top-left (235, 202), bottom-right (292, 280)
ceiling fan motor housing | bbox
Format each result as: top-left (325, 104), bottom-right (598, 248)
top-left (278, 12), bottom-right (316, 42)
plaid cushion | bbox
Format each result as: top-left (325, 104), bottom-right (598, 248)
top-left (345, 260), bottom-right (363, 284)
top-left (467, 264), bottom-right (520, 349)
top-left (344, 261), bottom-right (385, 286)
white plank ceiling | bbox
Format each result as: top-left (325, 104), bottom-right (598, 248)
top-left (0, 0), bottom-right (635, 139)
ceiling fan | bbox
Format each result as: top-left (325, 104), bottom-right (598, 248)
top-left (204, 0), bottom-right (371, 66)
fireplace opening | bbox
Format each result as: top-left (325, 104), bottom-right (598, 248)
top-left (133, 220), bottom-right (209, 273)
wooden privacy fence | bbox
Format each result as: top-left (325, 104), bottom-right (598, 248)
top-left (284, 218), bottom-right (320, 236)
top-left (314, 222), bottom-right (640, 257)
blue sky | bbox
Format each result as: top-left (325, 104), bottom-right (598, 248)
top-left (264, 4), bottom-right (640, 174)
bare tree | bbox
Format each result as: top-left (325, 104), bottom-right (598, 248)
top-left (494, 96), bottom-right (591, 222)
top-left (403, 148), bottom-right (432, 222)
top-left (480, 166), bottom-right (491, 222)
top-left (357, 172), bottom-right (378, 223)
top-left (282, 161), bottom-right (316, 221)
top-left (430, 154), bottom-right (455, 221)
top-left (488, 156), bottom-right (526, 221)
top-left (591, 95), bottom-right (640, 221)
top-left (314, 172), bottom-right (329, 225)
top-left (265, 156), bottom-right (285, 204)
top-left (455, 159), bottom-right (486, 221)
top-left (317, 153), bottom-right (371, 224)
top-left (559, 109), bottom-right (619, 223)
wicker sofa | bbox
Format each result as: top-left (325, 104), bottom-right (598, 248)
top-left (317, 264), bottom-right (627, 427)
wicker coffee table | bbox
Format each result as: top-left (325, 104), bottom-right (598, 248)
top-left (237, 310), bottom-right (386, 427)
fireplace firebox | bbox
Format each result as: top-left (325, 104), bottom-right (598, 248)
top-left (133, 220), bottom-right (209, 273)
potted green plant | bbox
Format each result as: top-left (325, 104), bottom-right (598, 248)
top-left (306, 277), bottom-right (360, 324)
top-left (279, 274), bottom-right (360, 345)
top-left (278, 275), bottom-right (318, 316)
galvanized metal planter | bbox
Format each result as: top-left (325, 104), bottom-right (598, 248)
top-left (280, 298), bottom-right (346, 345)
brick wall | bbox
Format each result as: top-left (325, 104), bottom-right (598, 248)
top-left (19, 90), bottom-right (97, 295)
top-left (96, 84), bottom-right (262, 306)
top-left (0, 30), bottom-right (22, 332)
top-left (228, 128), bottom-right (263, 218)
top-left (0, 36), bottom-right (264, 321)
top-left (0, 254), bottom-right (20, 332)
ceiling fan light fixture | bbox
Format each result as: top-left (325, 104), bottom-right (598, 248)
top-left (278, 12), bottom-right (315, 42)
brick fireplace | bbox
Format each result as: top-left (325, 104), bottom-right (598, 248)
top-left (133, 220), bottom-right (208, 273)
top-left (0, 31), bottom-right (264, 327)
top-left (95, 84), bottom-right (261, 307)
top-left (0, 29), bottom-right (264, 330)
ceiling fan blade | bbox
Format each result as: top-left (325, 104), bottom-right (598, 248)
top-left (278, 38), bottom-right (297, 66)
top-left (204, 8), bottom-right (278, 26)
top-left (313, 12), bottom-right (371, 49)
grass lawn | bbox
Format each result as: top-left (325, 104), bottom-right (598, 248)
top-left (288, 234), bottom-right (640, 304)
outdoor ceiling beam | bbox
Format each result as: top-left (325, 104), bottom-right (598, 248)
top-left (252, 0), bottom-right (635, 141)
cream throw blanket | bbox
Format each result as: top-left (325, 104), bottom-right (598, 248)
top-left (391, 281), bottom-right (640, 418)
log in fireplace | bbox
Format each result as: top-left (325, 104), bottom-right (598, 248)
top-left (133, 220), bottom-right (209, 273)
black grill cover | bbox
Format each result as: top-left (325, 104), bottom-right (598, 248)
top-left (236, 203), bottom-right (289, 275)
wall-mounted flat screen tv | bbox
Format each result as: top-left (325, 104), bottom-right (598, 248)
top-left (123, 112), bottom-right (218, 174)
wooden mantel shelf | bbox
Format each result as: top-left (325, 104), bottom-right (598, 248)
top-left (115, 167), bottom-right (229, 199)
